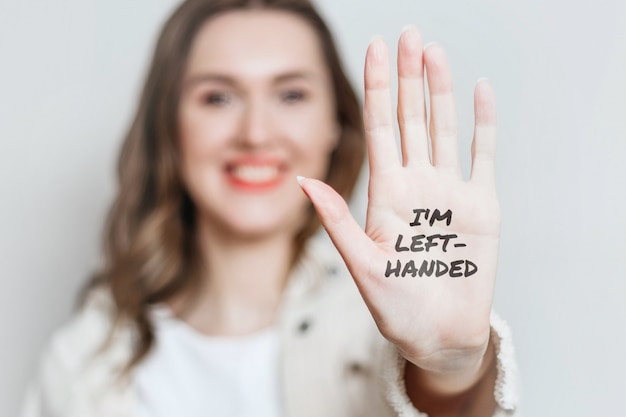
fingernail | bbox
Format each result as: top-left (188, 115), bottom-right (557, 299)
top-left (296, 175), bottom-right (305, 186)
top-left (401, 24), bottom-right (419, 33)
top-left (423, 41), bottom-right (438, 51)
top-left (369, 36), bottom-right (386, 61)
top-left (476, 77), bottom-right (489, 84)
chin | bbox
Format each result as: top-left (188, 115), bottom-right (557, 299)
top-left (197, 202), bottom-right (306, 241)
top-left (186, 173), bottom-right (312, 241)
top-left (220, 220), bottom-right (303, 243)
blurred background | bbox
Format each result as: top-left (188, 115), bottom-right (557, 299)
top-left (1, 0), bottom-right (625, 416)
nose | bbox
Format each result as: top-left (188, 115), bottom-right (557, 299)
top-left (237, 97), bottom-right (274, 148)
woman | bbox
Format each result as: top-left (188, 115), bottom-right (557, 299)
top-left (22, 0), bottom-right (519, 416)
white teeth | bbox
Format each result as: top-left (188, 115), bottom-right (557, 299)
top-left (231, 165), bottom-right (280, 183)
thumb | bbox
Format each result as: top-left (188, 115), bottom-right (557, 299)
top-left (298, 176), bottom-right (376, 277)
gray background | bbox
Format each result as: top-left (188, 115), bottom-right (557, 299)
top-left (2, 0), bottom-right (625, 416)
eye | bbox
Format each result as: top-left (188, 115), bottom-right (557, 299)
top-left (280, 89), bottom-right (307, 104)
top-left (202, 92), bottom-right (231, 107)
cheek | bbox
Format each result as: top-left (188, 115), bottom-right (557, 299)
top-left (178, 115), bottom-right (223, 199)
top-left (281, 109), bottom-right (338, 172)
top-left (178, 107), bottom-right (238, 177)
top-left (180, 109), bottom-right (230, 154)
top-left (302, 142), bottom-right (334, 180)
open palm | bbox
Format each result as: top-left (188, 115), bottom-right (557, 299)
top-left (300, 27), bottom-right (500, 373)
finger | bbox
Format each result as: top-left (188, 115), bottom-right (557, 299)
top-left (298, 176), bottom-right (376, 285)
top-left (424, 43), bottom-right (461, 177)
top-left (470, 79), bottom-right (497, 190)
top-left (364, 37), bottom-right (400, 173)
top-left (397, 26), bottom-right (429, 166)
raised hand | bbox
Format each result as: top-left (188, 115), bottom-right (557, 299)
top-left (299, 26), bottom-right (500, 385)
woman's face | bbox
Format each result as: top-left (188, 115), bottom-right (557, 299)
top-left (178, 10), bottom-right (340, 240)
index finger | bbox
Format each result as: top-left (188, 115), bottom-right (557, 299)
top-left (364, 38), bottom-right (400, 173)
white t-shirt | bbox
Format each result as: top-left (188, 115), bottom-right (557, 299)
top-left (134, 305), bottom-right (285, 417)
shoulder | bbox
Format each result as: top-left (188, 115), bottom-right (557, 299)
top-left (295, 233), bottom-right (372, 318)
top-left (291, 233), bottom-right (385, 358)
top-left (22, 287), bottom-right (134, 417)
top-left (46, 287), bottom-right (131, 371)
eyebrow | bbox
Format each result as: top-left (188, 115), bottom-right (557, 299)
top-left (274, 71), bottom-right (317, 83)
top-left (183, 70), bottom-right (318, 90)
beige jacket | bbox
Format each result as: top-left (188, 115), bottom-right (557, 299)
top-left (21, 237), bottom-right (520, 417)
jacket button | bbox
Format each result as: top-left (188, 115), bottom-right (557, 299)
top-left (347, 361), bottom-right (369, 376)
top-left (297, 319), bottom-right (312, 334)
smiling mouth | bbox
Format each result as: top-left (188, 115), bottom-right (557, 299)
top-left (231, 165), bottom-right (279, 183)
top-left (225, 161), bottom-right (286, 191)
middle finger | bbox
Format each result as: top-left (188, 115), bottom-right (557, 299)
top-left (397, 26), bottom-right (429, 167)
top-left (424, 43), bottom-right (461, 178)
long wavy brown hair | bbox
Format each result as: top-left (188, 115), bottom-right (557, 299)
top-left (83, 0), bottom-right (365, 370)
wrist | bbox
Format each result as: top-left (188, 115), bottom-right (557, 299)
top-left (404, 334), bottom-right (495, 398)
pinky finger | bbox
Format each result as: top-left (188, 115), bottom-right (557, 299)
top-left (470, 79), bottom-right (497, 191)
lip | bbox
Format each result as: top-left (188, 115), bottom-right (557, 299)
top-left (224, 155), bottom-right (287, 192)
